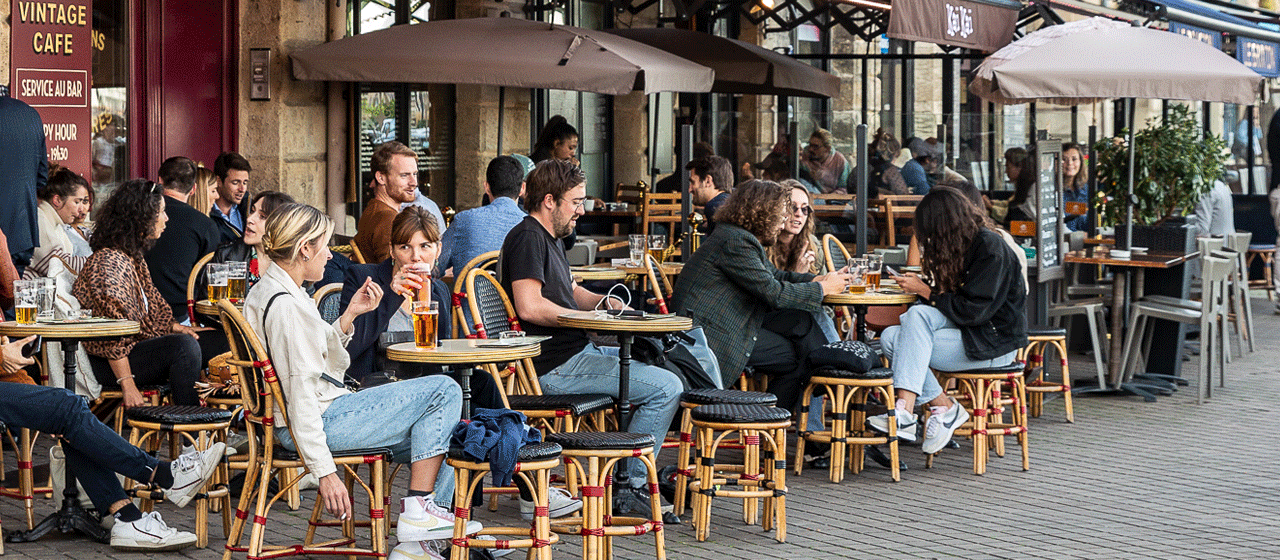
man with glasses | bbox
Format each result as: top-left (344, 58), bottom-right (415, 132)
top-left (686, 155), bottom-right (733, 234)
top-left (499, 159), bottom-right (682, 523)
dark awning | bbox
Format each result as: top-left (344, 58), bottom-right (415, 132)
top-left (1143, 0), bottom-right (1280, 76)
top-left (887, 0), bottom-right (1022, 52)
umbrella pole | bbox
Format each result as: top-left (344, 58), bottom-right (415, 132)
top-left (1125, 97), bottom-right (1135, 250)
top-left (855, 124), bottom-right (868, 256)
top-left (498, 86), bottom-right (505, 156)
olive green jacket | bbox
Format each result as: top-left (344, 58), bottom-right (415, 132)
top-left (671, 224), bottom-right (823, 387)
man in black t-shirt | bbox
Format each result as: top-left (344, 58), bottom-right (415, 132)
top-left (500, 159), bottom-right (682, 521)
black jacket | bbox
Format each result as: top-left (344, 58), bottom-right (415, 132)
top-left (340, 259), bottom-right (451, 382)
top-left (209, 197), bottom-right (251, 245)
top-left (145, 196), bottom-right (222, 320)
top-left (925, 229), bottom-right (1027, 360)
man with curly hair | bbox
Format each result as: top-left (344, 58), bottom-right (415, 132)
top-left (671, 180), bottom-right (850, 410)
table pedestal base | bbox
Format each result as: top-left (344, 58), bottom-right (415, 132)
top-left (6, 496), bottom-right (108, 544)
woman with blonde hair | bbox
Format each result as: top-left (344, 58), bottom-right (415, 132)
top-left (189, 166), bottom-right (218, 218)
top-left (244, 203), bottom-right (477, 551)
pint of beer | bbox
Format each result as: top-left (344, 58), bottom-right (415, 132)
top-left (413, 301), bottom-right (439, 349)
top-left (226, 261), bottom-right (248, 302)
top-left (14, 280), bottom-right (39, 324)
top-left (207, 263), bottom-right (229, 301)
top-left (406, 263), bottom-right (433, 302)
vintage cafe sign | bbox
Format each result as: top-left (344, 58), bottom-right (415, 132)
top-left (888, 0), bottom-right (1019, 53)
top-left (9, 0), bottom-right (93, 179)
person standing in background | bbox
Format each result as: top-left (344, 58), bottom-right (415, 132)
top-left (0, 92), bottom-right (48, 278)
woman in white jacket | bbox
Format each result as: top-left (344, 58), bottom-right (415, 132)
top-left (244, 203), bottom-right (476, 550)
top-left (34, 166), bottom-right (92, 271)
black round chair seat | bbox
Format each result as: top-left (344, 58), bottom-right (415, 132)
top-left (274, 446), bottom-right (392, 462)
top-left (943, 362), bottom-right (1027, 376)
top-left (811, 366), bottom-right (894, 380)
top-left (448, 441), bottom-right (562, 463)
top-left (125, 405), bottom-right (234, 425)
top-left (690, 404), bottom-right (791, 424)
top-left (507, 393), bottom-right (614, 416)
top-left (681, 388), bottom-right (777, 406)
top-left (546, 431), bottom-right (655, 451)
top-left (1027, 326), bottom-right (1068, 337)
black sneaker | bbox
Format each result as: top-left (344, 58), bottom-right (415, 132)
top-left (612, 485), bottom-right (680, 525)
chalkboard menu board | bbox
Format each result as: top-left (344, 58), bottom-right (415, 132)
top-left (1034, 140), bottom-right (1065, 282)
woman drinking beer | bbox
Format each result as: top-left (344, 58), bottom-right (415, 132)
top-left (73, 179), bottom-right (227, 406)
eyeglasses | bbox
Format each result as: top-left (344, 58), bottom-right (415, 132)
top-left (787, 203), bottom-right (813, 216)
top-left (561, 197), bottom-right (586, 211)
top-left (148, 181), bottom-right (163, 194)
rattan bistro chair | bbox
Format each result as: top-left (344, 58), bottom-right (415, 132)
top-left (216, 300), bottom-right (392, 560)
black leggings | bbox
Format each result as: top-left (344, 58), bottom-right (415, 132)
top-left (90, 331), bottom-right (230, 406)
top-left (748, 309), bottom-right (830, 412)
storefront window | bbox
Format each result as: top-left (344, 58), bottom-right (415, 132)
top-left (90, 0), bottom-right (130, 211)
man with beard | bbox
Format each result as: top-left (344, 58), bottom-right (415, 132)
top-left (354, 142), bottom-right (424, 263)
top-left (210, 152), bottom-right (252, 244)
top-left (500, 159), bottom-right (682, 522)
top-left (671, 180), bottom-right (850, 412)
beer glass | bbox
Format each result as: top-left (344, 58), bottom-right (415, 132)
top-left (412, 301), bottom-right (439, 349)
top-left (14, 280), bottom-right (38, 324)
top-left (648, 234), bottom-right (667, 264)
top-left (226, 262), bottom-right (248, 302)
top-left (628, 234), bottom-right (647, 266)
top-left (405, 263), bottom-right (433, 302)
top-left (206, 263), bottom-right (229, 301)
top-left (863, 254), bottom-right (883, 292)
top-left (847, 258), bottom-right (868, 294)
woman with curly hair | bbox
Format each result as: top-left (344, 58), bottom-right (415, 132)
top-left (672, 180), bottom-right (850, 408)
top-left (867, 186), bottom-right (1027, 454)
top-left (72, 179), bottom-right (226, 407)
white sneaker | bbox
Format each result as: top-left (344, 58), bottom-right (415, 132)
top-left (109, 511), bottom-right (198, 552)
top-left (866, 410), bottom-right (919, 442)
top-left (166, 442), bottom-right (225, 507)
top-left (921, 398), bottom-right (971, 455)
top-left (388, 539), bottom-right (448, 560)
top-left (519, 487), bottom-right (584, 520)
top-left (397, 496), bottom-right (482, 543)
top-left (181, 443), bottom-right (235, 458)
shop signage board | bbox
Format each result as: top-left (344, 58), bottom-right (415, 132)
top-left (888, 0), bottom-right (1019, 53)
top-left (8, 0), bottom-right (93, 180)
top-left (1237, 36), bottom-right (1279, 78)
top-left (1169, 22), bottom-right (1221, 49)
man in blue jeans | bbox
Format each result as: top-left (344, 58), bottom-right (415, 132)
top-left (500, 159), bottom-right (682, 523)
top-left (0, 335), bottom-right (224, 552)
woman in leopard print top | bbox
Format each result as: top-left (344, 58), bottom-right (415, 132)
top-left (72, 179), bottom-right (226, 406)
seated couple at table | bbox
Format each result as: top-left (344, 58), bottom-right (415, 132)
top-left (243, 203), bottom-right (478, 556)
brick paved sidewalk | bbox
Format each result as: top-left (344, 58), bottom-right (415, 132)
top-left (3, 299), bottom-right (1278, 560)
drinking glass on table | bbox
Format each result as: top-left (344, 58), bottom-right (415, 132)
top-left (37, 277), bottom-right (56, 321)
top-left (847, 258), bottom-right (868, 294)
top-left (226, 261), bottom-right (248, 302)
top-left (648, 234), bottom-right (668, 264)
top-left (412, 301), bottom-right (439, 349)
top-left (14, 279), bottom-right (38, 324)
top-left (628, 234), bottom-right (647, 266)
top-left (863, 254), bottom-right (883, 292)
top-left (206, 263), bottom-right (229, 301)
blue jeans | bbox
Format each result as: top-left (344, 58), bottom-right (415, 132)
top-left (277, 375), bottom-right (461, 505)
top-left (0, 383), bottom-right (159, 512)
top-left (880, 305), bottom-right (1017, 404)
top-left (540, 344), bottom-right (682, 486)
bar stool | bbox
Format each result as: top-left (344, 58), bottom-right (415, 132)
top-left (1245, 244), bottom-right (1276, 301)
top-left (795, 366), bottom-right (899, 482)
top-left (125, 405), bottom-right (234, 547)
top-left (1224, 233), bottom-right (1256, 354)
top-left (928, 363), bottom-right (1029, 475)
top-left (1019, 326), bottom-right (1073, 422)
top-left (447, 442), bottom-right (563, 560)
top-left (0, 424), bottom-right (48, 531)
top-left (672, 388), bottom-right (776, 516)
top-left (545, 432), bottom-right (665, 560)
top-left (688, 404), bottom-right (791, 543)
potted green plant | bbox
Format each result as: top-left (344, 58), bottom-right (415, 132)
top-left (1092, 104), bottom-right (1228, 250)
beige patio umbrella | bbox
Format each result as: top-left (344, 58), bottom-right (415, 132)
top-left (969, 17), bottom-right (1263, 248)
top-left (291, 16), bottom-right (714, 95)
top-left (970, 17), bottom-right (1261, 106)
top-left (606, 27), bottom-right (840, 98)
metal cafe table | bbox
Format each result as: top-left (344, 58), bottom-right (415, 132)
top-left (555, 311), bottom-right (692, 430)
top-left (385, 338), bottom-right (542, 417)
top-left (0, 318), bottom-right (140, 544)
top-left (822, 289), bottom-right (918, 342)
